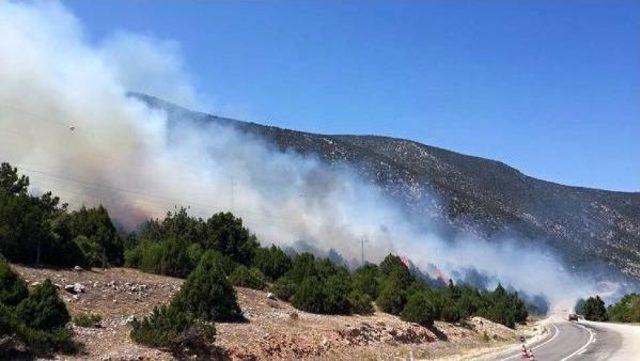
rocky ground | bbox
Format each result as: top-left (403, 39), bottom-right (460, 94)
top-left (12, 265), bottom-right (541, 360)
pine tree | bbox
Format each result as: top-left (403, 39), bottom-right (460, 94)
top-left (16, 279), bottom-right (70, 330)
top-left (171, 251), bottom-right (243, 322)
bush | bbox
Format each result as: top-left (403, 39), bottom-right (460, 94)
top-left (171, 251), bottom-right (243, 322)
top-left (351, 263), bottom-right (380, 299)
top-left (376, 275), bottom-right (407, 315)
top-left (17, 279), bottom-right (70, 330)
top-left (72, 235), bottom-right (105, 268)
top-left (73, 312), bottom-right (102, 328)
top-left (253, 245), bottom-right (292, 281)
top-left (15, 324), bottom-right (77, 354)
top-left (292, 277), bottom-right (326, 314)
top-left (400, 291), bottom-right (436, 326)
top-left (348, 291), bottom-right (374, 315)
top-left (229, 265), bottom-right (266, 290)
top-left (130, 305), bottom-right (215, 352)
top-left (0, 283), bottom-right (76, 355)
top-left (441, 303), bottom-right (462, 323)
top-left (269, 277), bottom-right (296, 301)
top-left (0, 260), bottom-right (28, 306)
top-left (322, 273), bottom-right (352, 314)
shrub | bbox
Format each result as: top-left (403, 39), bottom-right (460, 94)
top-left (292, 277), bottom-right (326, 314)
top-left (73, 312), bottom-right (102, 328)
top-left (441, 303), bottom-right (461, 323)
top-left (269, 277), bottom-right (296, 301)
top-left (379, 254), bottom-right (412, 285)
top-left (322, 273), bottom-right (352, 314)
top-left (171, 251), bottom-right (243, 322)
top-left (229, 265), bottom-right (266, 290)
top-left (0, 285), bottom-right (76, 355)
top-left (15, 324), bottom-right (77, 354)
top-left (351, 263), bottom-right (380, 299)
top-left (253, 245), bottom-right (292, 281)
top-left (0, 260), bottom-right (28, 306)
top-left (130, 305), bottom-right (215, 352)
top-left (376, 276), bottom-right (407, 315)
top-left (400, 291), bottom-right (436, 326)
top-left (72, 235), bottom-right (105, 268)
top-left (16, 279), bottom-right (70, 330)
top-left (348, 291), bottom-right (374, 315)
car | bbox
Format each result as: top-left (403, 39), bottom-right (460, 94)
top-left (568, 313), bottom-right (579, 321)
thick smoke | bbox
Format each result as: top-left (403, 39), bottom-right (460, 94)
top-left (0, 1), bottom-right (615, 308)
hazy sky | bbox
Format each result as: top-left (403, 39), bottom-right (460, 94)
top-left (64, 0), bottom-right (639, 192)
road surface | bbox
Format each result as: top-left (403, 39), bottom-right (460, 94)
top-left (486, 316), bottom-right (629, 360)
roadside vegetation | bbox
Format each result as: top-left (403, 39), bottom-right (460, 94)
top-left (0, 161), bottom-right (533, 353)
top-left (576, 293), bottom-right (640, 323)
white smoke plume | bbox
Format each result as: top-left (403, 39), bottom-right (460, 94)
top-left (0, 1), bottom-right (610, 306)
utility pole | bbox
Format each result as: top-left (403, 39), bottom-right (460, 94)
top-left (361, 238), bottom-right (368, 265)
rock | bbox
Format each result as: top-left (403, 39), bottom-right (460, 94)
top-left (267, 292), bottom-right (277, 300)
top-left (122, 315), bottom-right (136, 326)
top-left (289, 311), bottom-right (299, 320)
top-left (73, 265), bottom-right (83, 272)
top-left (30, 281), bottom-right (41, 287)
top-left (64, 283), bottom-right (85, 294)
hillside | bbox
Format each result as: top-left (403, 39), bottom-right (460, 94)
top-left (13, 265), bottom-right (537, 360)
top-left (134, 93), bottom-right (640, 279)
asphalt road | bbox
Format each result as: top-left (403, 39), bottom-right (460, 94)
top-left (489, 318), bottom-right (622, 361)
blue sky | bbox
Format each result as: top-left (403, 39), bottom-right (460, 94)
top-left (65, 0), bottom-right (639, 192)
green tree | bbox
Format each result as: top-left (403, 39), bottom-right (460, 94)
top-left (16, 279), bottom-right (70, 330)
top-left (400, 291), bottom-right (437, 326)
top-left (0, 260), bottom-right (28, 306)
top-left (376, 274), bottom-right (408, 315)
top-left (292, 277), bottom-right (326, 314)
top-left (348, 290), bottom-right (374, 315)
top-left (582, 295), bottom-right (608, 321)
top-left (229, 265), bottom-right (266, 290)
top-left (252, 245), bottom-right (292, 281)
top-left (322, 273), bottom-right (352, 314)
top-left (171, 251), bottom-right (243, 322)
top-left (269, 276), bottom-right (296, 301)
top-left (351, 263), bottom-right (380, 299)
top-left (607, 293), bottom-right (640, 322)
top-left (204, 212), bottom-right (258, 265)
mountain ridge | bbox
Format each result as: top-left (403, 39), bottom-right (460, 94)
top-left (133, 92), bottom-right (640, 279)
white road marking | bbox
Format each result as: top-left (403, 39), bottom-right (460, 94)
top-left (499, 323), bottom-right (560, 360)
top-left (559, 322), bottom-right (596, 361)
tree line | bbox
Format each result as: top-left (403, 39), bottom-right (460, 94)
top-left (0, 162), bottom-right (533, 355)
top-left (576, 293), bottom-right (640, 323)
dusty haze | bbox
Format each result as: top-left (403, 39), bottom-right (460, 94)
top-left (0, 1), bottom-right (612, 306)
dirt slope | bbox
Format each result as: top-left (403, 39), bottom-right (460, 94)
top-left (13, 265), bottom-right (534, 360)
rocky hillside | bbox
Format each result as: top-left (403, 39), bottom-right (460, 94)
top-left (14, 265), bottom-right (531, 360)
top-left (135, 93), bottom-right (640, 279)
